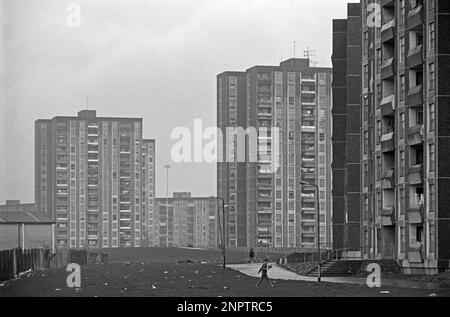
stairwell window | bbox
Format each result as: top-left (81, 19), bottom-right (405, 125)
top-left (429, 63), bottom-right (435, 91)
top-left (429, 22), bottom-right (435, 51)
top-left (429, 144), bottom-right (435, 172)
top-left (429, 0), bottom-right (435, 11)
top-left (429, 103), bottom-right (435, 132)
top-left (400, 0), bottom-right (406, 26)
top-left (399, 37), bottom-right (405, 64)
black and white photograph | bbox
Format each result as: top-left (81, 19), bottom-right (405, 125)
top-left (0, 0), bottom-right (450, 307)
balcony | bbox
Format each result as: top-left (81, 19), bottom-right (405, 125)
top-left (301, 76), bottom-right (316, 83)
top-left (407, 5), bottom-right (423, 31)
top-left (301, 126), bottom-right (316, 133)
top-left (381, 206), bottom-right (395, 227)
top-left (407, 124), bottom-right (424, 146)
top-left (258, 209), bottom-right (272, 215)
top-left (301, 90), bottom-right (316, 96)
top-left (381, 58), bottom-right (395, 79)
top-left (408, 164), bottom-right (424, 185)
top-left (301, 102), bottom-right (316, 107)
top-left (381, 0), bottom-right (395, 6)
top-left (407, 45), bottom-right (423, 69)
top-left (408, 202), bottom-right (424, 224)
top-left (303, 173), bottom-right (316, 180)
top-left (380, 95), bottom-right (395, 116)
top-left (381, 20), bottom-right (396, 43)
top-left (258, 111), bottom-right (272, 118)
top-left (381, 132), bottom-right (395, 153)
top-left (302, 138), bottom-right (316, 145)
top-left (258, 194), bottom-right (273, 201)
top-left (407, 85), bottom-right (423, 108)
top-left (302, 160), bottom-right (315, 168)
top-left (408, 244), bottom-right (423, 263)
top-left (381, 168), bottom-right (395, 189)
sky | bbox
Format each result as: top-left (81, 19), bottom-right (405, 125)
top-left (0, 0), bottom-right (354, 203)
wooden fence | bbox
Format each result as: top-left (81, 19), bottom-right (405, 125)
top-left (0, 248), bottom-right (91, 282)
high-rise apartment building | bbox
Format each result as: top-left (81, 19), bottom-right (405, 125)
top-left (35, 110), bottom-right (155, 249)
top-left (218, 58), bottom-right (333, 249)
top-left (332, 3), bottom-right (363, 258)
top-left (154, 193), bottom-right (218, 248)
top-left (360, 0), bottom-right (450, 273)
top-left (217, 72), bottom-right (248, 247)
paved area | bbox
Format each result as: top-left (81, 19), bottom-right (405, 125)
top-left (227, 263), bottom-right (450, 290)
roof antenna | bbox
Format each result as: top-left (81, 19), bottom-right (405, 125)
top-left (304, 47), bottom-right (316, 60)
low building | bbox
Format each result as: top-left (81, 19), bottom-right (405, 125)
top-left (0, 211), bottom-right (55, 251)
top-left (0, 200), bottom-right (37, 212)
top-left (155, 193), bottom-right (218, 248)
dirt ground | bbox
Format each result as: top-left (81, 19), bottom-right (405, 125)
top-left (1, 248), bottom-right (449, 297)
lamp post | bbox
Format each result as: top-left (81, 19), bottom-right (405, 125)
top-left (164, 164), bottom-right (171, 247)
top-left (299, 181), bottom-right (321, 282)
top-left (217, 197), bottom-right (229, 269)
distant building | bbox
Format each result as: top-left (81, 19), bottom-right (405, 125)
top-left (155, 193), bottom-right (218, 248)
top-left (0, 200), bottom-right (37, 213)
top-left (35, 110), bottom-right (155, 249)
top-left (0, 211), bottom-right (55, 251)
top-left (331, 3), bottom-right (362, 258)
top-left (218, 58), bottom-right (333, 249)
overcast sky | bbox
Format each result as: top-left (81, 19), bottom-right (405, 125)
top-left (0, 0), bottom-right (354, 203)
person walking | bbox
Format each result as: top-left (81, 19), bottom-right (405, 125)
top-left (257, 259), bottom-right (275, 288)
top-left (249, 248), bottom-right (255, 263)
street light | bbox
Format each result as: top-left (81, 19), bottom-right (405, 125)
top-left (164, 164), bottom-right (171, 247)
top-left (299, 181), bottom-right (321, 282)
top-left (217, 197), bottom-right (229, 269)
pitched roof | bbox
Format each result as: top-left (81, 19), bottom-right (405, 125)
top-left (0, 211), bottom-right (54, 224)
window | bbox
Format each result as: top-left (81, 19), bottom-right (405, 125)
top-left (377, 84), bottom-right (382, 103)
top-left (364, 131), bottom-right (369, 155)
top-left (400, 112), bottom-right (405, 139)
top-left (400, 75), bottom-right (406, 102)
top-left (429, 22), bottom-right (435, 51)
top-left (364, 64), bottom-right (369, 88)
top-left (363, 98), bottom-right (369, 122)
top-left (400, 188), bottom-right (405, 215)
top-left (400, 151), bottom-right (405, 177)
top-left (429, 183), bottom-right (436, 212)
top-left (400, 227), bottom-right (406, 253)
top-left (429, 144), bottom-right (435, 172)
top-left (399, 37), bottom-right (405, 64)
top-left (377, 49), bottom-right (382, 73)
top-left (400, 0), bottom-right (406, 26)
top-left (364, 31), bottom-right (369, 56)
top-left (429, 103), bottom-right (435, 132)
top-left (363, 163), bottom-right (368, 187)
top-left (377, 157), bottom-right (382, 181)
top-left (429, 63), bottom-right (435, 91)
top-left (429, 0), bottom-right (435, 11)
top-left (429, 224), bottom-right (436, 253)
top-left (377, 121), bottom-right (381, 145)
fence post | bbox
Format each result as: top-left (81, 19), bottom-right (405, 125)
top-left (12, 249), bottom-right (17, 276)
top-left (39, 249), bottom-right (44, 270)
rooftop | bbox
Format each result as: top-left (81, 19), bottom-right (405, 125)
top-left (0, 211), bottom-right (54, 224)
